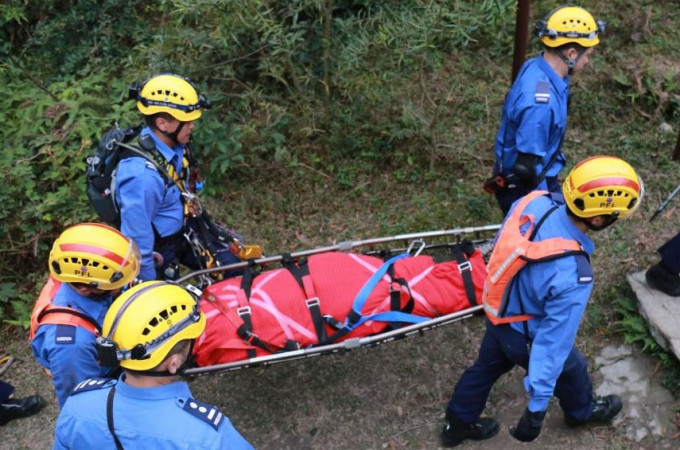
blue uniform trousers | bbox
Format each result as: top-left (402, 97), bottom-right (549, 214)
top-left (659, 231), bottom-right (680, 274)
top-left (447, 319), bottom-right (593, 423)
top-left (0, 380), bottom-right (14, 402)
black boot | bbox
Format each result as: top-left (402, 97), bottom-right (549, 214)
top-left (441, 412), bottom-right (499, 447)
top-left (565, 395), bottom-right (622, 426)
top-left (0, 395), bottom-right (46, 426)
top-left (645, 262), bottom-right (680, 296)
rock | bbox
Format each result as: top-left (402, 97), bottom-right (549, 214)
top-left (595, 344), bottom-right (676, 443)
top-left (658, 122), bottom-right (674, 133)
top-left (627, 271), bottom-right (680, 360)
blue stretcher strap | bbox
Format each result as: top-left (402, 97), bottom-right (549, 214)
top-left (348, 253), bottom-right (411, 324)
top-left (351, 311), bottom-right (430, 328)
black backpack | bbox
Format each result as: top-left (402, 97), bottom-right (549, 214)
top-left (85, 125), bottom-right (170, 225)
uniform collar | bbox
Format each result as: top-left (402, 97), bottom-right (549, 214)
top-left (536, 53), bottom-right (569, 93)
top-left (557, 205), bottom-right (595, 255)
top-left (141, 127), bottom-right (184, 163)
top-left (117, 374), bottom-right (192, 400)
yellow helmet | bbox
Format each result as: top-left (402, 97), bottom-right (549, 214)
top-left (130, 73), bottom-right (211, 122)
top-left (49, 223), bottom-right (141, 290)
top-left (536, 6), bottom-right (605, 48)
top-left (99, 281), bottom-right (205, 371)
top-left (562, 156), bottom-right (643, 220)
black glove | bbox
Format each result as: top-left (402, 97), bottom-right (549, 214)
top-left (509, 407), bottom-right (546, 442)
top-left (510, 152), bottom-right (541, 188)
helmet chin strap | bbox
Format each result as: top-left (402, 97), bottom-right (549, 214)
top-left (159, 121), bottom-right (187, 146)
top-left (558, 48), bottom-right (588, 76)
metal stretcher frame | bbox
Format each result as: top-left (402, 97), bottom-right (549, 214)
top-left (179, 224), bottom-right (501, 375)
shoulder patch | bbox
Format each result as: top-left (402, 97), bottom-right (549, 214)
top-left (55, 324), bottom-right (76, 345)
top-left (71, 378), bottom-right (116, 396)
top-left (179, 398), bottom-right (224, 431)
top-left (575, 254), bottom-right (593, 284)
top-left (145, 161), bottom-right (159, 172)
top-left (534, 80), bottom-right (550, 104)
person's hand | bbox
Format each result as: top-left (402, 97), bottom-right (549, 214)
top-left (153, 251), bottom-right (164, 267)
top-left (509, 407), bottom-right (546, 442)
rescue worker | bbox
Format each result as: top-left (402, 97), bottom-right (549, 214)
top-left (486, 5), bottom-right (605, 216)
top-left (116, 73), bottom-right (241, 282)
top-left (441, 156), bottom-right (643, 446)
top-left (31, 223), bottom-right (141, 408)
top-left (53, 281), bottom-right (253, 449)
top-left (645, 234), bottom-right (680, 296)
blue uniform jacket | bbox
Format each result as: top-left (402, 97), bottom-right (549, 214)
top-left (115, 128), bottom-right (185, 281)
top-left (31, 283), bottom-right (113, 408)
top-left (504, 195), bottom-right (594, 412)
top-left (53, 376), bottom-right (253, 449)
top-left (494, 54), bottom-right (570, 188)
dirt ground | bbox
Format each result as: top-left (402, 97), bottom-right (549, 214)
top-left (2, 312), bottom-right (678, 450)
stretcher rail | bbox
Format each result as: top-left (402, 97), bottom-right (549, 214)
top-left (184, 305), bottom-right (483, 375)
top-left (177, 225), bottom-right (501, 284)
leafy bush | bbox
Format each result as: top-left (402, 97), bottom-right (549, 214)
top-left (0, 0), bottom-right (515, 322)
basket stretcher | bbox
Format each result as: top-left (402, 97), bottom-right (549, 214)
top-left (179, 225), bottom-right (500, 376)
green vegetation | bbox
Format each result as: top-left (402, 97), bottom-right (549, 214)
top-left (2, 0), bottom-right (680, 393)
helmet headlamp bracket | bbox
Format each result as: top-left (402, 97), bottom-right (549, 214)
top-left (96, 336), bottom-right (121, 368)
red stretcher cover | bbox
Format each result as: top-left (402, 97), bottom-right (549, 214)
top-left (194, 249), bottom-right (486, 366)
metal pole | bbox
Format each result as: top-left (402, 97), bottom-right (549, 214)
top-left (511, 0), bottom-right (531, 83)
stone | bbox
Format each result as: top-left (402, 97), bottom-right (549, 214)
top-left (627, 271), bottom-right (680, 361)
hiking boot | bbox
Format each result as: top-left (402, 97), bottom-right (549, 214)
top-left (565, 395), bottom-right (622, 427)
top-left (0, 395), bottom-right (46, 426)
top-left (441, 415), bottom-right (500, 447)
top-left (645, 262), bottom-right (680, 297)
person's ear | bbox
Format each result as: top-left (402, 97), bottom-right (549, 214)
top-left (155, 116), bottom-right (170, 132)
top-left (165, 352), bottom-right (186, 375)
top-left (563, 47), bottom-right (578, 61)
top-left (588, 216), bottom-right (602, 227)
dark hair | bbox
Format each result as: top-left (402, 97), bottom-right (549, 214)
top-left (144, 112), bottom-right (176, 130)
top-left (546, 42), bottom-right (586, 54)
top-left (165, 339), bottom-right (191, 360)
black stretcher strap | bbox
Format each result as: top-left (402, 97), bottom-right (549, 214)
top-left (451, 242), bottom-right (478, 306)
top-left (237, 262), bottom-right (266, 358)
top-left (386, 263), bottom-right (414, 330)
top-left (281, 254), bottom-right (327, 343)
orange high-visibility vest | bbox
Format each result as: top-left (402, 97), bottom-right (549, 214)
top-left (29, 277), bottom-right (100, 341)
top-left (482, 191), bottom-right (586, 325)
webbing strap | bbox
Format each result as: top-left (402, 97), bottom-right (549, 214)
top-left (240, 266), bottom-right (254, 300)
top-left (37, 307), bottom-right (101, 335)
top-left (451, 242), bottom-right (478, 306)
top-left (106, 386), bottom-right (124, 450)
top-left (520, 204), bottom-right (560, 357)
top-left (237, 265), bottom-right (259, 358)
top-left (350, 311), bottom-right (429, 328)
top-left (347, 253), bottom-right (411, 325)
top-left (385, 262), bottom-right (415, 330)
top-left (281, 255), bottom-right (327, 343)
top-left (236, 308), bottom-right (259, 358)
